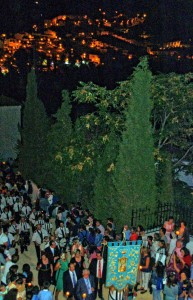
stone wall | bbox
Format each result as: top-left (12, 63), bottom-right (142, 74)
top-left (0, 105), bottom-right (21, 160)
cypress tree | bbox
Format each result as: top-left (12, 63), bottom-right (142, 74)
top-left (17, 69), bottom-right (50, 184)
top-left (157, 155), bottom-right (174, 204)
top-left (114, 58), bottom-right (156, 226)
top-left (43, 90), bottom-right (73, 199)
top-left (93, 130), bottom-right (119, 222)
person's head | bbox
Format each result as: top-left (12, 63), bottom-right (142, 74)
top-left (96, 220), bottom-right (101, 227)
top-left (20, 216), bottom-right (25, 223)
top-left (154, 232), bottom-right (160, 241)
top-left (107, 217), bottom-right (113, 224)
top-left (4, 207), bottom-right (8, 212)
top-left (73, 238), bottom-right (79, 245)
top-left (60, 252), bottom-right (67, 260)
top-left (42, 281), bottom-right (50, 290)
top-left (11, 220), bottom-right (16, 226)
top-left (180, 271), bottom-right (187, 282)
top-left (68, 263), bottom-right (75, 272)
top-left (176, 240), bottom-right (182, 248)
top-left (0, 284), bottom-right (6, 293)
top-left (11, 254), bottom-right (19, 264)
top-left (131, 227), bottom-right (137, 233)
top-left (137, 225), bottom-right (145, 233)
top-left (82, 268), bottom-right (90, 279)
top-left (159, 227), bottom-right (166, 236)
top-left (96, 250), bottom-right (102, 260)
top-left (168, 216), bottom-right (174, 223)
top-left (50, 241), bottom-right (56, 248)
top-left (41, 252), bottom-right (48, 260)
top-left (141, 246), bottom-right (148, 255)
top-left (102, 236), bottom-right (110, 244)
top-left (9, 265), bottom-right (18, 274)
top-left (75, 249), bottom-right (81, 257)
top-left (180, 247), bottom-right (190, 257)
top-left (167, 273), bottom-right (177, 287)
top-left (107, 223), bottom-right (112, 230)
top-left (147, 236), bottom-right (153, 243)
top-left (59, 221), bottom-right (64, 228)
top-left (95, 228), bottom-right (101, 235)
top-left (180, 266), bottom-right (191, 280)
top-left (123, 225), bottom-right (129, 231)
top-left (22, 263), bottom-right (30, 274)
top-left (36, 224), bottom-right (42, 231)
top-left (158, 240), bottom-right (166, 249)
top-left (32, 286), bottom-right (40, 295)
top-left (4, 288), bottom-right (18, 300)
top-left (181, 221), bottom-right (187, 228)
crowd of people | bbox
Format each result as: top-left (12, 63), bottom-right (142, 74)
top-left (0, 161), bottom-right (192, 300)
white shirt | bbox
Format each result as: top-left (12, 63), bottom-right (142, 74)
top-left (1, 211), bottom-right (12, 221)
top-left (8, 224), bottom-right (18, 235)
top-left (21, 206), bottom-right (31, 216)
top-left (13, 202), bottom-right (22, 213)
top-left (32, 229), bottom-right (49, 245)
top-left (34, 219), bottom-right (45, 226)
top-left (29, 212), bottom-right (36, 224)
top-left (0, 204), bottom-right (5, 214)
top-left (18, 222), bottom-right (30, 233)
top-left (48, 194), bottom-right (53, 205)
top-left (0, 232), bottom-right (8, 246)
top-left (7, 197), bottom-right (14, 206)
top-left (97, 225), bottom-right (105, 235)
top-left (55, 226), bottom-right (69, 239)
top-left (43, 222), bottom-right (53, 232)
top-left (1, 261), bottom-right (15, 284)
top-left (0, 196), bottom-right (7, 207)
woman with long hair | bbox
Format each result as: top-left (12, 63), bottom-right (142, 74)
top-left (164, 273), bottom-right (178, 300)
top-left (139, 247), bottom-right (151, 294)
top-left (152, 261), bottom-right (165, 300)
top-left (37, 252), bottom-right (53, 288)
top-left (54, 252), bottom-right (69, 300)
top-left (70, 249), bottom-right (86, 279)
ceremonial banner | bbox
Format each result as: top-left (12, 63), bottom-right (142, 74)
top-left (106, 241), bottom-right (141, 290)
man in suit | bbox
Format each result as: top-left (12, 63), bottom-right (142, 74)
top-left (45, 240), bottom-right (60, 266)
top-left (76, 269), bottom-right (95, 300)
top-left (63, 262), bottom-right (78, 299)
top-left (89, 250), bottom-right (106, 300)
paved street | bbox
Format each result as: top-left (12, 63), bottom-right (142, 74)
top-left (17, 238), bottom-right (153, 300)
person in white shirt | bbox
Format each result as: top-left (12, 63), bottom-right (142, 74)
top-left (18, 217), bottom-right (30, 234)
top-left (18, 217), bottom-right (30, 253)
top-left (21, 203), bottom-right (31, 218)
top-left (8, 220), bottom-right (19, 236)
top-left (55, 221), bottom-right (69, 240)
top-left (0, 227), bottom-right (8, 247)
top-left (96, 220), bottom-right (105, 236)
top-left (43, 218), bottom-right (53, 235)
top-left (29, 208), bottom-right (37, 232)
top-left (1, 207), bottom-right (12, 224)
top-left (0, 203), bottom-right (5, 215)
top-left (34, 215), bottom-right (45, 227)
top-left (13, 199), bottom-right (23, 223)
top-left (0, 195), bottom-right (7, 207)
top-left (1, 254), bottom-right (19, 285)
top-left (32, 224), bottom-right (48, 261)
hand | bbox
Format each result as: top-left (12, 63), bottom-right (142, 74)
top-left (91, 287), bottom-right (95, 292)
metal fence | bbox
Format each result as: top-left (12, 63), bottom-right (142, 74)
top-left (131, 202), bottom-right (193, 234)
